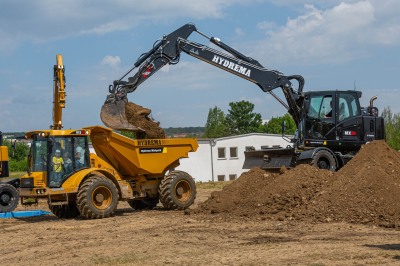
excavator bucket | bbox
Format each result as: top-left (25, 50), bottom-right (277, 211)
top-left (100, 100), bottom-right (141, 131)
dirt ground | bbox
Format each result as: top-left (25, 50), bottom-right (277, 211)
top-left (1, 191), bottom-right (400, 265)
top-left (2, 140), bottom-right (400, 265)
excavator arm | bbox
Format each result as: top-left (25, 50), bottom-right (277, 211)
top-left (101, 23), bottom-right (305, 130)
top-left (52, 54), bottom-right (66, 130)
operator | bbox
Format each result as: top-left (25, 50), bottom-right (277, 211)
top-left (75, 139), bottom-right (85, 165)
top-left (63, 151), bottom-right (72, 174)
top-left (75, 151), bottom-right (83, 170)
top-left (52, 149), bottom-right (64, 182)
top-left (324, 101), bottom-right (333, 118)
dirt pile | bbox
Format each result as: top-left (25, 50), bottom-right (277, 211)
top-left (125, 102), bottom-right (165, 139)
top-left (196, 140), bottom-right (400, 227)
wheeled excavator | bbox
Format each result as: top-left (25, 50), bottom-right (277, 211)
top-left (100, 23), bottom-right (385, 171)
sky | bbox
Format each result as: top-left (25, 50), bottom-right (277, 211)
top-left (1, 0), bottom-right (399, 132)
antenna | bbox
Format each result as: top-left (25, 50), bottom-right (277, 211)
top-left (353, 80), bottom-right (356, 90)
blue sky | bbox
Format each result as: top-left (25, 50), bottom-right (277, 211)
top-left (1, 0), bottom-right (399, 132)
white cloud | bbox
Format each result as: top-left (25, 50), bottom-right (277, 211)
top-left (0, 0), bottom-right (246, 54)
top-left (101, 56), bottom-right (121, 68)
top-left (250, 1), bottom-right (400, 65)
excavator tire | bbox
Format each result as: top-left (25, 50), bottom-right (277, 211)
top-left (0, 183), bottom-right (19, 212)
top-left (159, 171), bottom-right (196, 210)
top-left (128, 198), bottom-right (159, 210)
top-left (48, 201), bottom-right (80, 219)
top-left (76, 175), bottom-right (118, 219)
top-left (311, 149), bottom-right (337, 171)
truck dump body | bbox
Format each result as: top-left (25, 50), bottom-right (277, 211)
top-left (86, 126), bottom-right (198, 176)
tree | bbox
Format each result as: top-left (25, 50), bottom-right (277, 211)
top-left (263, 113), bottom-right (296, 135)
top-left (382, 106), bottom-right (400, 150)
top-left (204, 107), bottom-right (229, 138)
top-left (4, 139), bottom-right (29, 172)
top-left (225, 100), bottom-right (263, 135)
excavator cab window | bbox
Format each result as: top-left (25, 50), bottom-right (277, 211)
top-left (337, 93), bottom-right (360, 122)
top-left (305, 94), bottom-right (335, 140)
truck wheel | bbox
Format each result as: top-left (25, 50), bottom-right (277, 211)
top-left (76, 175), bottom-right (118, 219)
top-left (311, 150), bottom-right (337, 171)
top-left (0, 183), bottom-right (19, 212)
top-left (159, 171), bottom-right (196, 210)
top-left (128, 198), bottom-right (159, 210)
top-left (48, 201), bottom-right (80, 219)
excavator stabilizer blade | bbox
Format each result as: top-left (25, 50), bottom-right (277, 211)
top-left (100, 100), bottom-right (141, 131)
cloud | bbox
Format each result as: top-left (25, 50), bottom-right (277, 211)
top-left (250, 1), bottom-right (400, 65)
top-left (0, 0), bottom-right (246, 54)
top-left (101, 56), bottom-right (121, 68)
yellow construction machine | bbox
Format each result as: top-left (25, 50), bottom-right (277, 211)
top-left (0, 131), bottom-right (20, 212)
top-left (52, 54), bottom-right (66, 130)
top-left (19, 126), bottom-right (198, 218)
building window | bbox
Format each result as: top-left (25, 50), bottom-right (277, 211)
top-left (217, 147), bottom-right (226, 159)
top-left (229, 174), bottom-right (237, 181)
top-left (217, 175), bottom-right (225, 181)
top-left (229, 147), bottom-right (238, 158)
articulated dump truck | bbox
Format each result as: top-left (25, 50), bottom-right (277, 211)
top-left (19, 126), bottom-right (198, 219)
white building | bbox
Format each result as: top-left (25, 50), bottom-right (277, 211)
top-left (177, 133), bottom-right (292, 182)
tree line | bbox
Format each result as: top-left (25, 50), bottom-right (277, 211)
top-left (204, 100), bottom-right (296, 138)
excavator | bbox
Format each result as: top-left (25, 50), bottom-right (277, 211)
top-left (100, 23), bottom-right (385, 171)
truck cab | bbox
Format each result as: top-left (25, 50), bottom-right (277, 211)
top-left (21, 130), bottom-right (90, 189)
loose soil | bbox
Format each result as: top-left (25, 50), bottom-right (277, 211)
top-left (197, 140), bottom-right (400, 228)
top-left (125, 102), bottom-right (165, 139)
top-left (2, 140), bottom-right (400, 265)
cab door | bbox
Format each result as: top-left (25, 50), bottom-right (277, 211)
top-left (304, 93), bottom-right (336, 141)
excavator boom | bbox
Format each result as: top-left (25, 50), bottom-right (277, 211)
top-left (53, 54), bottom-right (66, 130)
top-left (100, 23), bottom-right (305, 131)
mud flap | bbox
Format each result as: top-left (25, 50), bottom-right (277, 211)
top-left (100, 99), bottom-right (140, 131)
top-left (243, 147), bottom-right (296, 170)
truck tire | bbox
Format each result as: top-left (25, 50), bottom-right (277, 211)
top-left (128, 198), bottom-right (158, 210)
top-left (76, 175), bottom-right (118, 219)
top-left (159, 171), bottom-right (196, 210)
top-left (0, 183), bottom-right (19, 212)
top-left (311, 149), bottom-right (337, 171)
top-left (48, 201), bottom-right (80, 219)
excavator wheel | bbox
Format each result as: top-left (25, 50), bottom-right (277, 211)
top-left (128, 197), bottom-right (159, 210)
top-left (159, 171), bottom-right (196, 210)
top-left (0, 183), bottom-right (19, 212)
top-left (76, 175), bottom-right (119, 219)
top-left (100, 99), bottom-right (139, 131)
top-left (311, 150), bottom-right (337, 171)
top-left (48, 201), bottom-right (80, 219)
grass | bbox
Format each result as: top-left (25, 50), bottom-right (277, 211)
top-left (9, 171), bottom-right (25, 178)
top-left (196, 180), bottom-right (233, 190)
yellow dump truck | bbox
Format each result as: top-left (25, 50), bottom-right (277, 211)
top-left (19, 126), bottom-right (198, 219)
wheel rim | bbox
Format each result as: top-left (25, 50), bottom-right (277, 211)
top-left (0, 192), bottom-right (11, 206)
top-left (317, 159), bottom-right (329, 170)
top-left (175, 180), bottom-right (191, 202)
top-left (91, 186), bottom-right (112, 210)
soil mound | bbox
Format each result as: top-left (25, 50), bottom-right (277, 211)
top-left (196, 140), bottom-right (400, 227)
top-left (125, 102), bottom-right (165, 139)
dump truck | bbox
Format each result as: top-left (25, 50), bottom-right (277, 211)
top-left (19, 126), bottom-right (198, 219)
